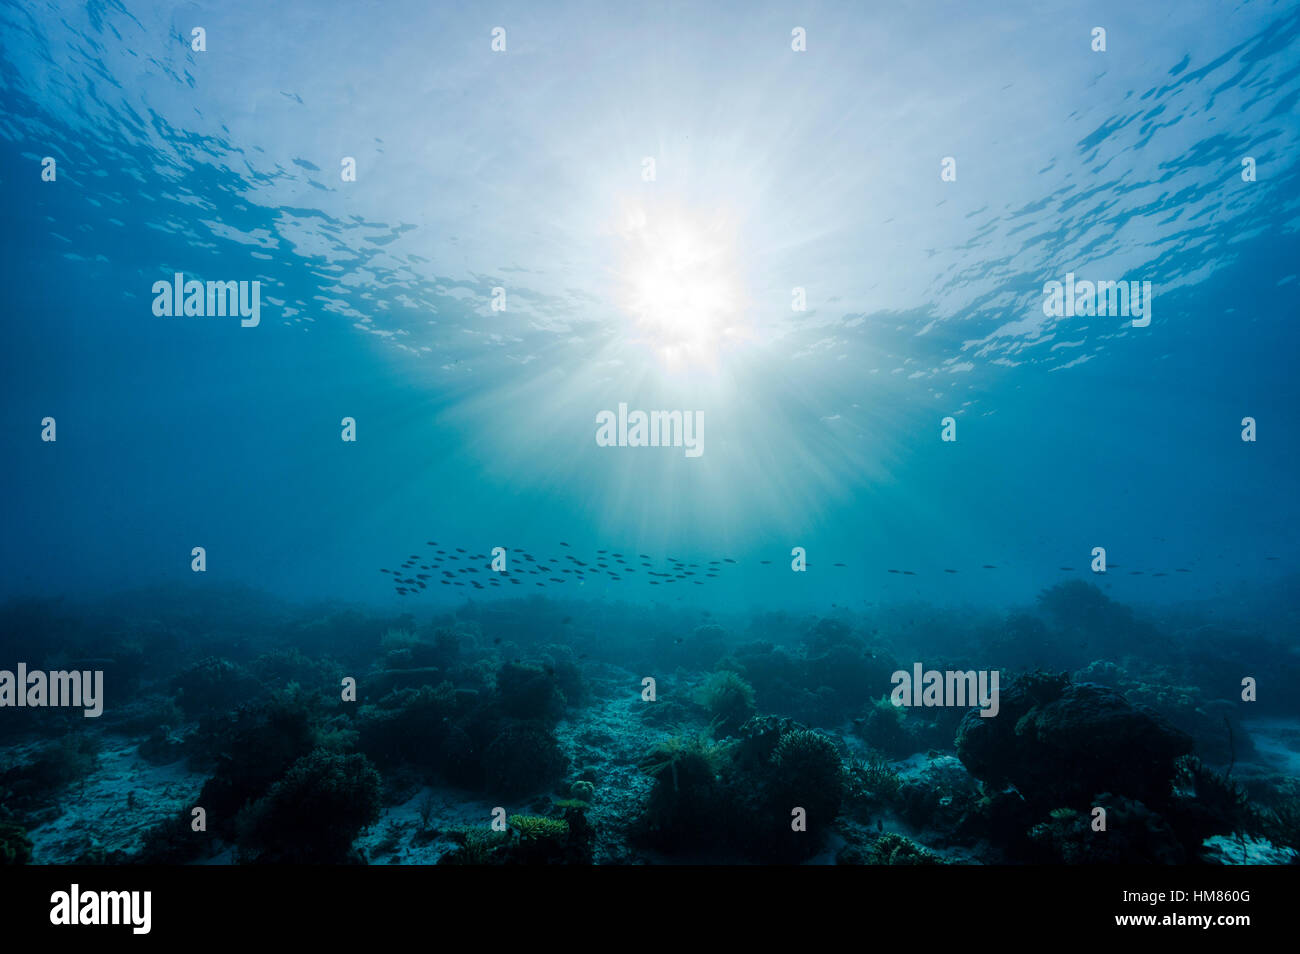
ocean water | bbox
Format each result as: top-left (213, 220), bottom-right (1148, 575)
top-left (0, 0), bottom-right (1298, 870)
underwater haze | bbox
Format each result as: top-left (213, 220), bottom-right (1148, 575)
top-left (0, 0), bottom-right (1298, 868)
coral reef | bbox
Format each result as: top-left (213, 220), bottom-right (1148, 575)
top-left (237, 749), bottom-right (383, 863)
top-left (696, 670), bottom-right (757, 732)
top-left (956, 672), bottom-right (1192, 810)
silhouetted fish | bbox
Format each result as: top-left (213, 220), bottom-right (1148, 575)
top-left (834, 563), bottom-right (846, 567)
top-left (1059, 567), bottom-right (1074, 571)
top-left (888, 569), bottom-right (900, 574)
top-left (724, 558), bottom-right (736, 564)
top-left (760, 560), bottom-right (771, 565)
top-left (982, 565), bottom-right (996, 569)
top-left (902, 571), bottom-right (916, 576)
top-left (944, 569), bottom-right (957, 574)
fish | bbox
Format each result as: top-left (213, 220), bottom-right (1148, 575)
top-left (981, 565), bottom-right (996, 569)
top-left (944, 569), bottom-right (958, 574)
top-left (902, 571), bottom-right (916, 576)
top-left (1059, 567), bottom-right (1075, 571)
top-left (833, 563), bottom-right (846, 567)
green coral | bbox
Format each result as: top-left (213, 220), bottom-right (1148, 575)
top-left (696, 670), bottom-right (757, 732)
top-left (0, 821), bottom-right (32, 865)
top-left (439, 827), bottom-right (511, 865)
top-left (508, 814), bottom-right (569, 842)
top-left (569, 779), bottom-right (595, 802)
top-left (859, 832), bottom-right (943, 865)
top-left (639, 732), bottom-right (730, 789)
top-left (848, 752), bottom-right (902, 805)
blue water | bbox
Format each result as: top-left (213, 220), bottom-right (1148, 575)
top-left (1, 0), bottom-right (1297, 616)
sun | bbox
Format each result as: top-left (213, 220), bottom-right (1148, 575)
top-left (616, 204), bottom-right (745, 367)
